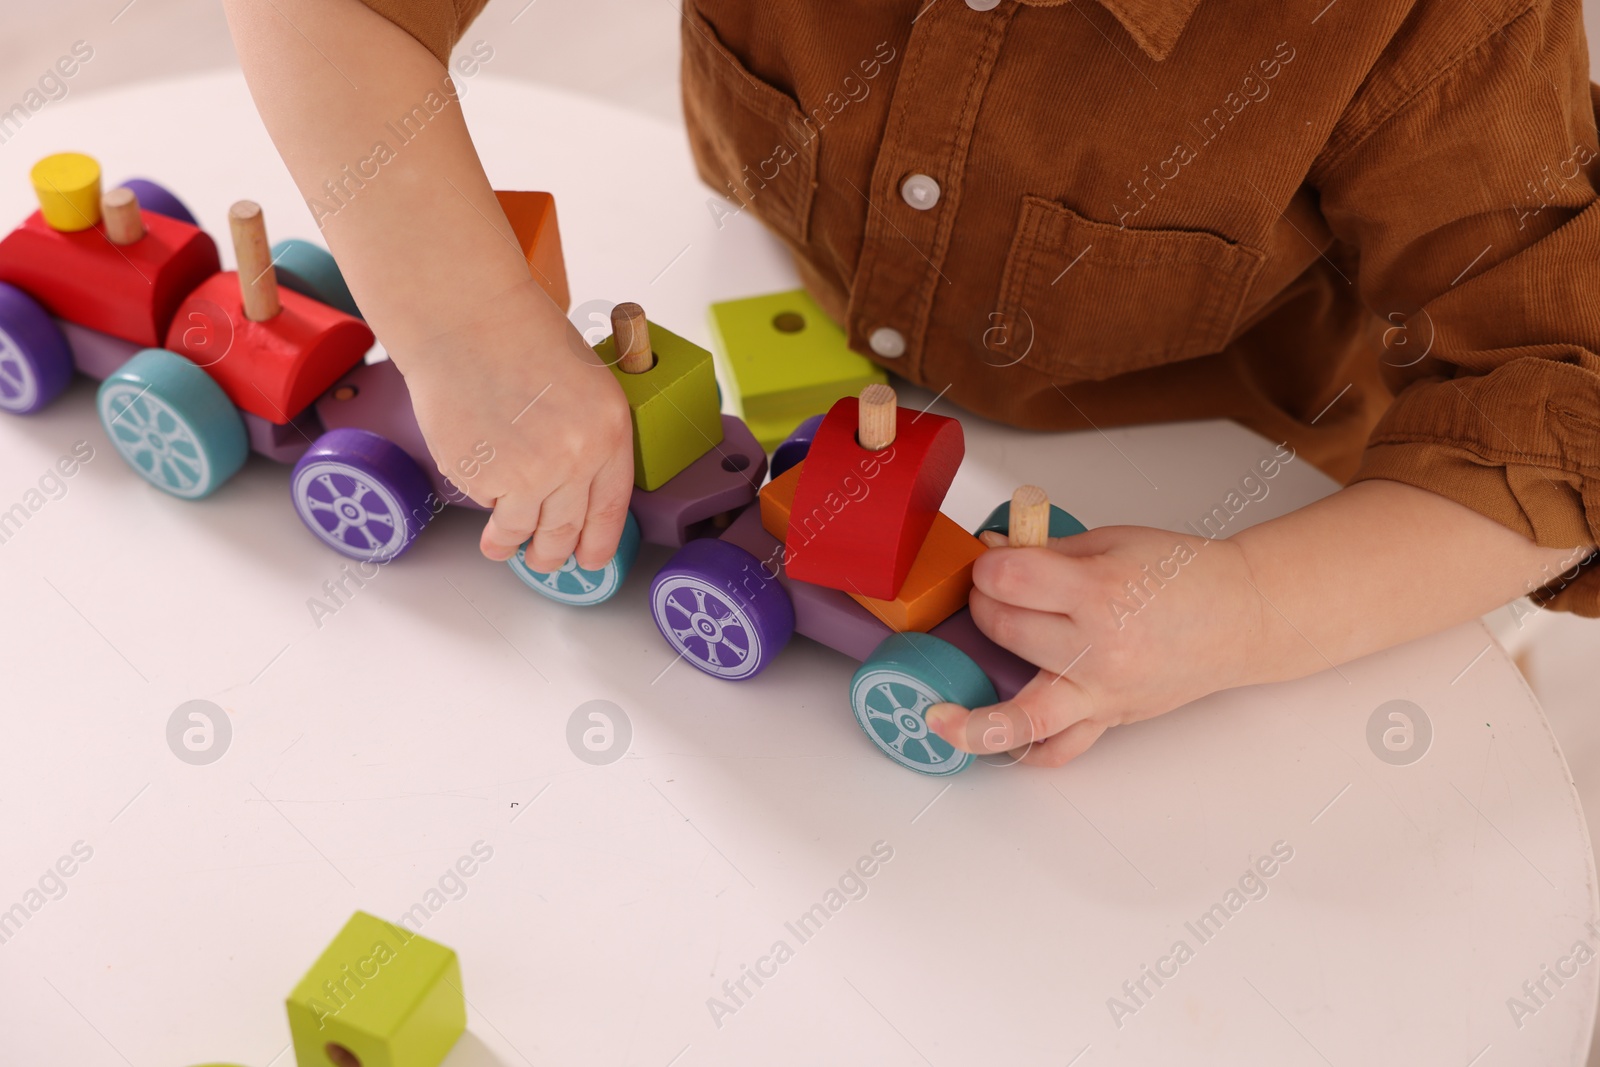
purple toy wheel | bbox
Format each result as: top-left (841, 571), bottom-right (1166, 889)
top-left (116, 178), bottom-right (198, 226)
top-left (291, 428), bottom-right (435, 562)
top-left (0, 282), bottom-right (73, 415)
top-left (650, 538), bottom-right (794, 681)
top-left (769, 413), bottom-right (826, 480)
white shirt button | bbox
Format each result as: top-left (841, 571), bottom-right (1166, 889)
top-left (900, 173), bottom-right (941, 211)
top-left (869, 327), bottom-right (907, 358)
top-left (966, 0), bottom-right (1002, 10)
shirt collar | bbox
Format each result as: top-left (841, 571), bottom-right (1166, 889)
top-left (1014, 0), bottom-right (1203, 62)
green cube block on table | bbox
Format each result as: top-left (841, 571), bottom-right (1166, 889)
top-left (597, 318), bottom-right (724, 491)
top-left (707, 289), bottom-right (887, 450)
top-left (286, 911), bottom-right (466, 1067)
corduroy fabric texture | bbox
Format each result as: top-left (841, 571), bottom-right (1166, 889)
top-left (364, 0), bottom-right (1600, 614)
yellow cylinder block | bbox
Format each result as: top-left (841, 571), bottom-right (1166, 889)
top-left (30, 152), bottom-right (102, 232)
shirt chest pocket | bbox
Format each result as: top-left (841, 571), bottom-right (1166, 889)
top-left (997, 196), bottom-right (1267, 380)
top-left (680, 2), bottom-right (818, 248)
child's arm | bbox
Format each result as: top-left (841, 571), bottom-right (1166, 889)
top-left (927, 479), bottom-right (1591, 766)
top-left (222, 0), bottom-right (632, 571)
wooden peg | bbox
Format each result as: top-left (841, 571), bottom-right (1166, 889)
top-left (101, 187), bottom-right (145, 246)
top-left (1008, 485), bottom-right (1050, 547)
top-left (858, 383), bottom-right (896, 451)
top-left (229, 200), bottom-right (280, 322)
top-left (612, 302), bottom-right (653, 373)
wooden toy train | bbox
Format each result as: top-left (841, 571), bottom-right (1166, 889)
top-left (0, 152), bottom-right (1089, 775)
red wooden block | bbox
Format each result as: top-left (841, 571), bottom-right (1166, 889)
top-left (0, 208), bottom-right (219, 347)
top-left (718, 505), bottom-right (895, 662)
top-left (784, 395), bottom-right (964, 600)
top-left (762, 462), bottom-right (981, 632)
top-left (166, 272), bottom-right (374, 424)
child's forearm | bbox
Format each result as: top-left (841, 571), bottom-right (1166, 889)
top-left (221, 0), bottom-right (544, 361)
top-left (223, 0), bottom-right (636, 572)
top-left (1234, 479), bottom-right (1589, 683)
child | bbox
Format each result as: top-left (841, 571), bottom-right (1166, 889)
top-left (223, 0), bottom-right (1596, 765)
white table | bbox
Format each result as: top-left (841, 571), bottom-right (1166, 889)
top-left (0, 71), bottom-right (1594, 1067)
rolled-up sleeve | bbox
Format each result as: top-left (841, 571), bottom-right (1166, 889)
top-left (356, 0), bottom-right (489, 66)
top-left (1314, 0), bottom-right (1600, 615)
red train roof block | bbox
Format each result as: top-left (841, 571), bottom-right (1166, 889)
top-left (0, 208), bottom-right (220, 347)
top-left (783, 395), bottom-right (964, 600)
top-left (165, 272), bottom-right (374, 424)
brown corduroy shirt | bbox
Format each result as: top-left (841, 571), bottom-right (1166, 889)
top-left (364, 0), bottom-right (1600, 615)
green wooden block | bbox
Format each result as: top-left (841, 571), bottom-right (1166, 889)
top-left (597, 319), bottom-right (724, 491)
top-left (707, 289), bottom-right (887, 450)
top-left (286, 911), bottom-right (466, 1067)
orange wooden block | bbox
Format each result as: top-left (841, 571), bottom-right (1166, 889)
top-left (760, 462), bottom-right (983, 632)
top-left (757, 462), bottom-right (803, 548)
top-left (495, 190), bottom-right (570, 311)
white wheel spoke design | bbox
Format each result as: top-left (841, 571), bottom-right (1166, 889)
top-left (851, 667), bottom-right (968, 775)
top-left (650, 575), bottom-right (764, 681)
top-left (0, 359), bottom-right (25, 395)
top-left (162, 456), bottom-right (200, 492)
top-left (510, 542), bottom-right (622, 606)
top-left (552, 560), bottom-right (599, 593)
top-left (292, 459), bottom-right (413, 562)
top-left (0, 328), bottom-right (40, 412)
top-left (98, 383), bottom-right (214, 499)
top-left (716, 632), bottom-right (748, 662)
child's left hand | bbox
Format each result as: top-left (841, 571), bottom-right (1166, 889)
top-left (924, 480), bottom-right (1591, 769)
top-left (925, 525), bottom-right (1267, 767)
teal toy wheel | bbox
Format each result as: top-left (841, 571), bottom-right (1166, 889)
top-left (851, 633), bottom-right (998, 776)
top-left (97, 348), bottom-right (247, 500)
top-left (509, 511), bottom-right (642, 606)
top-left (974, 499), bottom-right (1087, 539)
top-left (270, 238), bottom-right (362, 319)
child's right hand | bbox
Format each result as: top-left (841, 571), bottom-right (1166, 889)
top-left (403, 280), bottom-right (634, 572)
